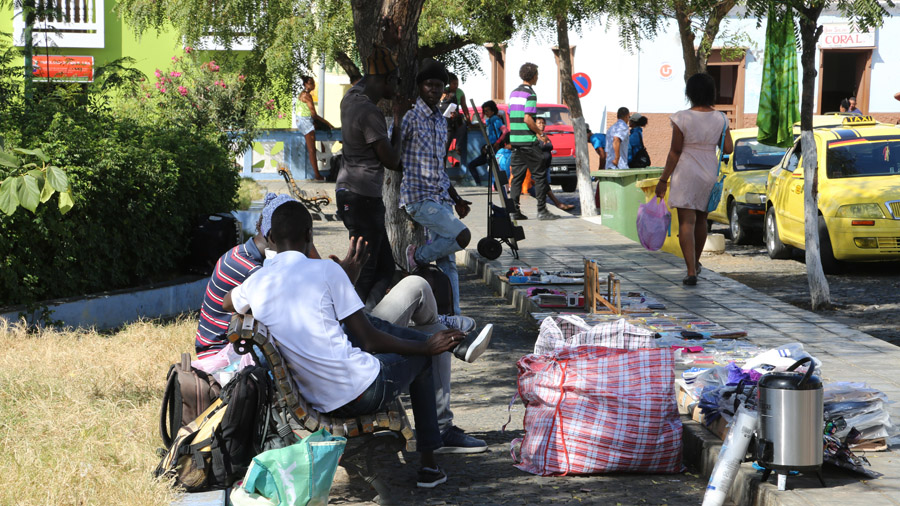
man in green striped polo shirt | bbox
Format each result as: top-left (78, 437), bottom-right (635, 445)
top-left (508, 63), bottom-right (556, 220)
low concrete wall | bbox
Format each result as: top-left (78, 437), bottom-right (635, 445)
top-left (1, 277), bottom-right (207, 330)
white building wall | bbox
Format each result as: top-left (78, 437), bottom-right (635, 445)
top-left (869, 16), bottom-right (900, 113)
top-left (460, 11), bottom-right (900, 121)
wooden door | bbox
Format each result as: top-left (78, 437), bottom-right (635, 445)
top-left (707, 49), bottom-right (747, 128)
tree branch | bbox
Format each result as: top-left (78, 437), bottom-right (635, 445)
top-left (419, 34), bottom-right (475, 60)
top-left (698, 0), bottom-right (738, 67)
top-left (332, 49), bottom-right (362, 83)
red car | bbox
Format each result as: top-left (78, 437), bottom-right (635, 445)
top-left (494, 103), bottom-right (578, 192)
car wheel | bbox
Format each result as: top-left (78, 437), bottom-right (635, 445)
top-left (818, 216), bottom-right (842, 274)
top-left (561, 180), bottom-right (577, 192)
top-left (729, 203), bottom-right (751, 245)
top-left (765, 207), bottom-right (792, 259)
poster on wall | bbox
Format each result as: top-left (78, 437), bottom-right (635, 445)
top-left (658, 62), bottom-right (674, 81)
top-left (29, 55), bottom-right (94, 82)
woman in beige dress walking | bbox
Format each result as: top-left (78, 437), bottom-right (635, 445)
top-left (655, 73), bottom-right (733, 285)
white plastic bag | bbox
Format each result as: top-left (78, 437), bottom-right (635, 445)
top-left (742, 343), bottom-right (821, 376)
top-left (192, 343), bottom-right (255, 386)
top-left (636, 196), bottom-right (671, 251)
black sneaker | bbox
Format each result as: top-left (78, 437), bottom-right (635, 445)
top-left (453, 324), bottom-right (493, 363)
top-left (512, 212), bottom-right (528, 220)
top-left (537, 211), bottom-right (559, 220)
top-left (416, 466), bottom-right (448, 488)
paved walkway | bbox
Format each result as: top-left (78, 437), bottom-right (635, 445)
top-left (453, 187), bottom-right (900, 506)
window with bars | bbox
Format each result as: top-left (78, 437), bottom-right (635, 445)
top-left (13, 0), bottom-right (105, 49)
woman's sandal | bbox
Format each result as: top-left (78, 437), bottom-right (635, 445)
top-left (696, 262), bottom-right (702, 275)
top-left (683, 275), bottom-right (698, 286)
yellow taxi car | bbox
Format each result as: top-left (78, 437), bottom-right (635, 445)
top-left (709, 116), bottom-right (849, 244)
top-left (764, 115), bottom-right (900, 273)
top-left (708, 127), bottom-right (787, 244)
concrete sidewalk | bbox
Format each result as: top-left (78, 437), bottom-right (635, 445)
top-left (454, 186), bottom-right (900, 506)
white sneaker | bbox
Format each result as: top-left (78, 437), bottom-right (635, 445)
top-left (438, 315), bottom-right (476, 333)
top-left (453, 324), bottom-right (493, 363)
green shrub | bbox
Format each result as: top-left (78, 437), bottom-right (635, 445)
top-left (236, 178), bottom-right (263, 210)
top-left (0, 110), bottom-right (238, 307)
top-left (0, 47), bottom-right (268, 307)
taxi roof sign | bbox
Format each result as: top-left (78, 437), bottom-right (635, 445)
top-left (842, 115), bottom-right (877, 126)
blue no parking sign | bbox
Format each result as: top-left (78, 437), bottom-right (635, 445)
top-left (572, 73), bottom-right (591, 98)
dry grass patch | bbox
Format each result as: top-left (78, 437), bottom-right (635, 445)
top-left (0, 316), bottom-right (199, 506)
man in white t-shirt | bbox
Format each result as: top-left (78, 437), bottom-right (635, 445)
top-left (224, 201), bottom-right (484, 488)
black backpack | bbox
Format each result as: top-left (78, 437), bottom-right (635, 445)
top-left (154, 366), bottom-right (275, 491)
top-left (412, 264), bottom-right (454, 315)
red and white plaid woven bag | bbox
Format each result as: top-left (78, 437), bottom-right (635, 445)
top-left (511, 345), bottom-right (684, 475)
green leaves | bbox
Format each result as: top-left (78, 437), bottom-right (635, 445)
top-left (58, 190), bottom-right (74, 214)
top-left (46, 166), bottom-right (68, 192)
top-left (17, 174), bottom-right (41, 213)
top-left (0, 176), bottom-right (19, 215)
top-left (14, 147), bottom-right (49, 162)
top-left (0, 150), bottom-right (18, 168)
top-left (0, 148), bottom-right (74, 215)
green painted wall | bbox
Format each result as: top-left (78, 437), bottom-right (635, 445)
top-left (1, 1), bottom-right (291, 127)
top-left (1, 1), bottom-right (181, 81)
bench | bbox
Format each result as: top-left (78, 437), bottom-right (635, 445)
top-left (226, 313), bottom-right (415, 502)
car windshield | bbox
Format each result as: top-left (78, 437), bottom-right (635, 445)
top-left (826, 138), bottom-right (900, 179)
top-left (535, 107), bottom-right (571, 126)
top-left (732, 138), bottom-right (787, 171)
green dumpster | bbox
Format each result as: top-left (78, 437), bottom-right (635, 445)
top-left (592, 167), bottom-right (663, 242)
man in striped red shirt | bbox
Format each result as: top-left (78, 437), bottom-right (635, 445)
top-left (195, 227), bottom-right (267, 359)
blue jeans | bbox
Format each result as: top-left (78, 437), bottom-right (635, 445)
top-left (336, 316), bottom-right (443, 452)
top-left (406, 200), bottom-right (465, 315)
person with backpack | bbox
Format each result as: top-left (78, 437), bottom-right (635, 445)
top-left (193, 192), bottom-right (491, 455)
top-left (223, 201), bottom-right (493, 488)
top-left (628, 113), bottom-right (651, 168)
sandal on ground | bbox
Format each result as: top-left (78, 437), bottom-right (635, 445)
top-left (696, 262), bottom-right (702, 275)
top-left (683, 275), bottom-right (697, 286)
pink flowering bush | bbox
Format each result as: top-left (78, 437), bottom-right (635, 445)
top-left (125, 49), bottom-right (275, 152)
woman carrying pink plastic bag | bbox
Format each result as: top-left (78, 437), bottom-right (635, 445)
top-left (636, 196), bottom-right (671, 251)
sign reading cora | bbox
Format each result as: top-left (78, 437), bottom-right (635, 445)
top-left (30, 55), bottom-right (94, 82)
top-left (818, 24), bottom-right (876, 48)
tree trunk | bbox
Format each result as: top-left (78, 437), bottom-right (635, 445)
top-left (350, 0), bottom-right (427, 265)
top-left (555, 15), bottom-right (595, 216)
top-left (674, 0), bottom-right (737, 82)
top-left (797, 7), bottom-right (830, 310)
top-left (673, 2), bottom-right (700, 82)
top-left (697, 0), bottom-right (738, 72)
top-left (23, 0), bottom-right (36, 106)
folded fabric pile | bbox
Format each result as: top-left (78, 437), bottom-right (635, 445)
top-left (825, 382), bottom-right (898, 442)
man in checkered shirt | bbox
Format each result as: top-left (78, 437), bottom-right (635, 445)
top-left (400, 59), bottom-right (472, 317)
